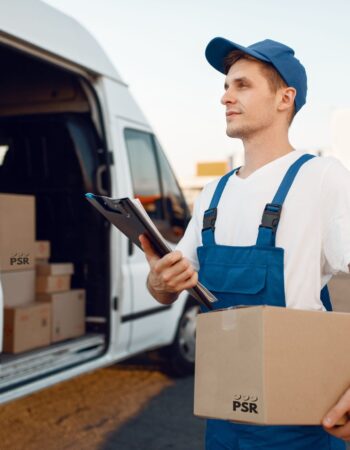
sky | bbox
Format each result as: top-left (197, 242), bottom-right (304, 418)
top-left (44, 0), bottom-right (350, 179)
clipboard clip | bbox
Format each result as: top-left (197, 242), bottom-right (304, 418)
top-left (86, 193), bottom-right (128, 215)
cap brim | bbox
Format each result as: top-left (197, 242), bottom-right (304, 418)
top-left (205, 37), bottom-right (270, 74)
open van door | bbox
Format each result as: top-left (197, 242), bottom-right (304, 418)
top-left (120, 122), bottom-right (191, 354)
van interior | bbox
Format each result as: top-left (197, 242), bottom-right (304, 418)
top-left (0, 43), bottom-right (111, 391)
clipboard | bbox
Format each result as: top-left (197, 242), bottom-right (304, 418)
top-left (85, 193), bottom-right (217, 310)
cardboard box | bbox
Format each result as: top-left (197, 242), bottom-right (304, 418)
top-left (1, 269), bottom-right (35, 307)
top-left (36, 275), bottom-right (71, 293)
top-left (35, 241), bottom-right (51, 260)
top-left (194, 306), bottom-right (350, 425)
top-left (36, 258), bottom-right (49, 265)
top-left (328, 273), bottom-right (350, 313)
top-left (36, 262), bottom-right (74, 276)
top-left (0, 194), bottom-right (36, 271)
top-left (37, 289), bottom-right (85, 342)
top-left (3, 302), bottom-right (51, 353)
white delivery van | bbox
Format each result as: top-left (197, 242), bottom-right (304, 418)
top-left (0, 0), bottom-right (199, 403)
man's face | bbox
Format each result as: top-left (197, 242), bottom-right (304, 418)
top-left (221, 59), bottom-right (280, 139)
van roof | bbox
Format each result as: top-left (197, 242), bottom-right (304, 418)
top-left (1, 0), bottom-right (124, 82)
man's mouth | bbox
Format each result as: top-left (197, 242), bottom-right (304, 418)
top-left (226, 111), bottom-right (241, 118)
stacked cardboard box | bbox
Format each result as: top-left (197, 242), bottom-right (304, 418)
top-left (1, 195), bottom-right (86, 353)
top-left (35, 240), bottom-right (51, 264)
top-left (0, 194), bottom-right (51, 353)
top-left (3, 303), bottom-right (51, 353)
top-left (36, 262), bottom-right (74, 294)
top-left (35, 262), bottom-right (85, 343)
top-left (37, 289), bottom-right (86, 343)
top-left (0, 194), bottom-right (36, 306)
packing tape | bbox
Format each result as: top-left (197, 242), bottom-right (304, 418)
top-left (221, 309), bottom-right (238, 331)
top-left (221, 305), bottom-right (250, 331)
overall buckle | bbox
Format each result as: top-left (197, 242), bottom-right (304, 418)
top-left (202, 207), bottom-right (217, 231)
top-left (261, 203), bottom-right (282, 233)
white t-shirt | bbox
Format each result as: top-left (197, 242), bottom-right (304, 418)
top-left (176, 150), bottom-right (350, 311)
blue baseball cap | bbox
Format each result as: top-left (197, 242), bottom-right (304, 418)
top-left (205, 37), bottom-right (307, 113)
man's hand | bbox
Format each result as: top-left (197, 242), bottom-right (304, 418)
top-left (323, 387), bottom-right (350, 441)
top-left (139, 234), bottom-right (198, 304)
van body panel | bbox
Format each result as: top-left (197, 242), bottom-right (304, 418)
top-left (0, 0), bottom-right (122, 81)
top-left (101, 77), bottom-right (150, 128)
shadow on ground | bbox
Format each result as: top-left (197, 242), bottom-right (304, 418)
top-left (101, 353), bottom-right (350, 450)
top-left (100, 353), bottom-right (206, 450)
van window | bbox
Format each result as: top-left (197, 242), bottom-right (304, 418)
top-left (124, 128), bottom-right (188, 243)
top-left (124, 128), bottom-right (164, 221)
top-left (153, 137), bottom-right (189, 240)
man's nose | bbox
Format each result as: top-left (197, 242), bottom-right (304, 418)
top-left (221, 89), bottom-right (237, 106)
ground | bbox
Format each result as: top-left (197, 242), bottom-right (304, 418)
top-left (0, 354), bottom-right (205, 450)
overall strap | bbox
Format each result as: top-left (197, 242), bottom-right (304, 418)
top-left (320, 285), bottom-right (333, 311)
top-left (201, 168), bottom-right (239, 246)
top-left (256, 153), bottom-right (315, 247)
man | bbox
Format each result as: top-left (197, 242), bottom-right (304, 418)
top-left (140, 37), bottom-right (350, 449)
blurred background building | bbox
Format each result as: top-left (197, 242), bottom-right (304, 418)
top-left (178, 145), bottom-right (343, 211)
top-left (331, 109), bottom-right (350, 170)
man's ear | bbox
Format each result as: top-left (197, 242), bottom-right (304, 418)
top-left (277, 87), bottom-right (296, 113)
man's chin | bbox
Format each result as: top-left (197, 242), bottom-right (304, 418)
top-left (226, 127), bottom-right (243, 139)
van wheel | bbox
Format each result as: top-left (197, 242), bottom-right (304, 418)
top-left (161, 302), bottom-right (200, 377)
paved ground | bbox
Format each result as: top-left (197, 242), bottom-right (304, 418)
top-left (100, 369), bottom-right (205, 450)
top-left (0, 354), bottom-right (205, 450)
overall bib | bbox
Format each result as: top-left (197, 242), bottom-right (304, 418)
top-left (197, 154), bottom-right (345, 450)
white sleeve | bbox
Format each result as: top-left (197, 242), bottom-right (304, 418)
top-left (322, 158), bottom-right (350, 274)
top-left (175, 193), bottom-right (204, 271)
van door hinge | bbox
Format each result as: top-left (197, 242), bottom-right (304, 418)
top-left (107, 151), bottom-right (114, 165)
top-left (113, 296), bottom-right (118, 310)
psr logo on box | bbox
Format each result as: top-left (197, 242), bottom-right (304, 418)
top-left (10, 253), bottom-right (30, 266)
top-left (232, 394), bottom-right (258, 414)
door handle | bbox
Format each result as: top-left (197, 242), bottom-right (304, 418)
top-left (96, 165), bottom-right (108, 195)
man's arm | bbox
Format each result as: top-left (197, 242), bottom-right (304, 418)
top-left (139, 234), bottom-right (198, 305)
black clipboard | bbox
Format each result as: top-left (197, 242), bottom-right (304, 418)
top-left (85, 193), bottom-right (217, 310)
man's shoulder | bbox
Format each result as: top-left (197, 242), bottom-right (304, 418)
top-left (308, 154), bottom-right (343, 168)
top-left (195, 173), bottom-right (228, 199)
top-left (200, 176), bottom-right (222, 196)
top-left (303, 154), bottom-right (348, 178)
top-left (303, 155), bottom-right (350, 198)
top-left (192, 174), bottom-right (229, 215)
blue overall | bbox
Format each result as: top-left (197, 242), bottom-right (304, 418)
top-left (197, 154), bottom-right (345, 450)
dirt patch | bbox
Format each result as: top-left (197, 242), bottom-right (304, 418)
top-left (0, 358), bottom-right (174, 450)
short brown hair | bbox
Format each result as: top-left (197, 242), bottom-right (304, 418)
top-left (223, 50), bottom-right (296, 125)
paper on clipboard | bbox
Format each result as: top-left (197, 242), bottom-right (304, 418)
top-left (85, 193), bottom-right (217, 310)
